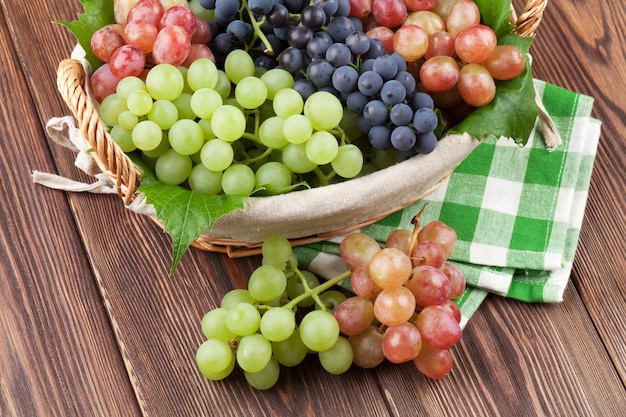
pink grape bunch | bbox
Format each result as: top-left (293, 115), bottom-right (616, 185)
top-left (336, 214), bottom-right (466, 379)
top-left (88, 0), bottom-right (215, 101)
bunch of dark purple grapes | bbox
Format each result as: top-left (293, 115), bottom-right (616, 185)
top-left (198, 0), bottom-right (440, 156)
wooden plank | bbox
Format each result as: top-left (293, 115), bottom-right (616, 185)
top-left (526, 0), bottom-right (626, 384)
top-left (0, 2), bottom-right (141, 416)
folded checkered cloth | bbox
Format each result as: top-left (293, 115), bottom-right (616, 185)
top-left (294, 80), bottom-right (601, 327)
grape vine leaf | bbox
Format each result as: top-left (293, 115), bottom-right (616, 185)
top-left (131, 157), bottom-right (245, 274)
top-left (447, 0), bottom-right (538, 144)
top-left (55, 0), bottom-right (114, 71)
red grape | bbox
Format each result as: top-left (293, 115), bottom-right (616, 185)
top-left (373, 286), bottom-right (416, 326)
top-left (392, 24), bottom-right (429, 62)
top-left (372, 0), bottom-right (408, 28)
top-left (405, 265), bottom-right (451, 307)
top-left (349, 326), bottom-right (385, 368)
top-left (90, 24), bottom-right (125, 63)
top-left (425, 30), bottom-right (456, 59)
top-left (127, 0), bottom-right (164, 27)
top-left (482, 44), bottom-right (526, 80)
top-left (334, 297), bottom-right (375, 335)
top-left (348, 0), bottom-right (373, 18)
top-left (384, 228), bottom-right (411, 254)
top-left (368, 247), bottom-right (413, 289)
top-left (440, 262), bottom-right (466, 299)
top-left (403, 0), bottom-right (436, 12)
top-left (415, 305), bottom-right (462, 350)
top-left (419, 55), bottom-right (459, 93)
top-left (109, 44), bottom-right (146, 78)
top-left (350, 264), bottom-right (383, 299)
top-left (382, 322), bottom-right (422, 363)
top-left (413, 341), bottom-right (454, 379)
top-left (455, 24), bottom-right (497, 64)
top-left (417, 220), bottom-right (457, 259)
top-left (152, 26), bottom-right (191, 66)
top-left (445, 0), bottom-right (480, 38)
top-left (124, 19), bottom-right (158, 53)
top-left (89, 63), bottom-right (120, 102)
top-left (339, 232), bottom-right (381, 270)
top-left (457, 63), bottom-right (496, 107)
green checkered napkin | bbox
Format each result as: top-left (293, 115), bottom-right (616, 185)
top-left (294, 80), bottom-right (601, 326)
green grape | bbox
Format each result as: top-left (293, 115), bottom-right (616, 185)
top-left (286, 270), bottom-right (320, 308)
top-left (110, 124), bottom-right (137, 152)
top-left (116, 76), bottom-right (146, 103)
top-left (148, 100), bottom-right (179, 130)
top-left (173, 92), bottom-right (196, 120)
top-left (235, 76), bottom-right (268, 109)
top-left (224, 49), bottom-right (255, 84)
top-left (282, 114), bottom-right (312, 144)
top-left (318, 336), bottom-right (353, 375)
top-left (248, 264), bottom-right (287, 302)
top-left (168, 119), bottom-right (204, 155)
top-left (190, 88), bottom-right (223, 119)
top-left (211, 105), bottom-right (246, 142)
top-left (255, 162), bottom-right (292, 192)
top-left (331, 144), bottom-right (364, 178)
top-left (236, 334), bottom-right (272, 373)
top-left (225, 302), bottom-right (260, 336)
top-left (260, 68), bottom-right (294, 99)
top-left (199, 353), bottom-right (236, 381)
top-left (126, 90), bottom-right (153, 116)
top-left (261, 235), bottom-right (293, 266)
top-left (188, 164), bottom-right (223, 195)
top-left (186, 57), bottom-right (219, 91)
top-left (221, 164), bottom-right (255, 195)
top-left (244, 356), bottom-right (280, 390)
top-left (272, 88), bottom-right (304, 118)
top-left (146, 64), bottom-right (184, 101)
top-left (303, 91), bottom-right (343, 131)
top-left (221, 289), bottom-right (255, 309)
top-left (272, 328), bottom-right (308, 367)
top-left (281, 143), bottom-right (318, 174)
top-left (154, 148), bottom-right (192, 185)
top-left (100, 94), bottom-right (128, 126)
top-left (195, 339), bottom-right (234, 375)
top-left (305, 131), bottom-right (339, 165)
top-left (260, 307), bottom-right (296, 342)
top-left (197, 118), bottom-right (216, 140)
top-left (187, 0), bottom-right (214, 21)
top-left (213, 69), bottom-right (232, 100)
top-left (314, 290), bottom-right (348, 314)
top-left (117, 110), bottom-right (138, 130)
top-left (200, 139), bottom-right (233, 172)
top-left (176, 65), bottom-right (193, 94)
top-left (259, 116), bottom-right (288, 149)
top-left (299, 310), bottom-right (340, 352)
top-left (141, 132), bottom-right (169, 158)
top-left (132, 120), bottom-right (163, 151)
top-left (201, 308), bottom-right (237, 341)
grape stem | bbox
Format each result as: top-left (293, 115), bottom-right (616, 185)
top-left (284, 269), bottom-right (352, 311)
top-left (408, 204), bottom-right (428, 255)
top-left (242, 0), bottom-right (275, 56)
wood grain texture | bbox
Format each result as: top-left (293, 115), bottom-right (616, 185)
top-left (1, 0), bottom-right (624, 416)
top-left (0, 3), bottom-right (141, 417)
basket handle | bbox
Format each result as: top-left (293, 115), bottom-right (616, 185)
top-left (512, 0), bottom-right (549, 37)
top-left (56, 58), bottom-right (141, 204)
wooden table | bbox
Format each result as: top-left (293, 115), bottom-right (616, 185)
top-left (1, 0), bottom-right (624, 415)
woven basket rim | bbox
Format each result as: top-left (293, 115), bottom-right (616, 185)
top-left (54, 0), bottom-right (548, 256)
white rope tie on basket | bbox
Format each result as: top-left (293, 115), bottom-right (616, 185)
top-left (33, 116), bottom-right (118, 194)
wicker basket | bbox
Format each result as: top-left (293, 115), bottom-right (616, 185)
top-left (53, 0), bottom-right (548, 257)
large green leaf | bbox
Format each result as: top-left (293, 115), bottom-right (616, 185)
top-left (132, 157), bottom-right (245, 274)
top-left (55, 0), bottom-right (115, 70)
